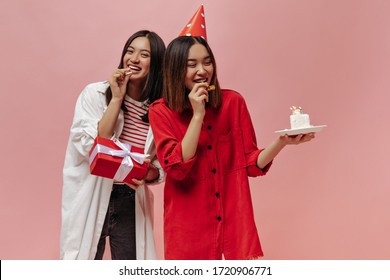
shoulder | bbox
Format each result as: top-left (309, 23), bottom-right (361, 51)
top-left (149, 98), bottom-right (182, 123)
top-left (73, 81), bottom-right (109, 115)
top-left (79, 81), bottom-right (109, 102)
top-left (221, 89), bottom-right (246, 104)
top-left (150, 98), bottom-right (167, 110)
top-left (82, 81), bottom-right (109, 94)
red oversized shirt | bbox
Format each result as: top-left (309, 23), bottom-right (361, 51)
top-left (149, 89), bottom-right (271, 260)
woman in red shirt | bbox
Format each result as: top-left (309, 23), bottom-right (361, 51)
top-left (149, 36), bottom-right (314, 260)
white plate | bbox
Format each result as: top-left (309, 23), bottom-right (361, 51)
top-left (275, 125), bottom-right (327, 136)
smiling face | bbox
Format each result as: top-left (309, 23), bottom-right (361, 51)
top-left (184, 43), bottom-right (214, 91)
top-left (122, 36), bottom-right (151, 82)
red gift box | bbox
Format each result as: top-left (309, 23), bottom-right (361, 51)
top-left (89, 137), bottom-right (148, 183)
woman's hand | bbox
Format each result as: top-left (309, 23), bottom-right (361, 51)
top-left (108, 68), bottom-right (132, 101)
top-left (279, 133), bottom-right (315, 146)
top-left (181, 83), bottom-right (208, 161)
top-left (188, 82), bottom-right (209, 118)
top-left (98, 68), bottom-right (132, 138)
top-left (124, 159), bottom-right (159, 190)
top-left (144, 158), bottom-right (159, 182)
top-left (125, 178), bottom-right (145, 191)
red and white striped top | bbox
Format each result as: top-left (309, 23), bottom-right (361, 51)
top-left (119, 95), bottom-right (149, 149)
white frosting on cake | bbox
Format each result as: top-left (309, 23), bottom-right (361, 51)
top-left (290, 107), bottom-right (310, 129)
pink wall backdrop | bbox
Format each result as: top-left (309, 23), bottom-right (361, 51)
top-left (1, 0), bottom-right (389, 259)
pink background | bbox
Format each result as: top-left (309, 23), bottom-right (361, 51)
top-left (1, 0), bottom-right (389, 259)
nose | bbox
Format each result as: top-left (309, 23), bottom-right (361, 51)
top-left (130, 53), bottom-right (140, 64)
top-left (196, 64), bottom-right (206, 74)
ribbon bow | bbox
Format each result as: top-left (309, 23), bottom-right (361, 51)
top-left (89, 138), bottom-right (149, 181)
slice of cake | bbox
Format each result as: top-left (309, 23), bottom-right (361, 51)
top-left (290, 106), bottom-right (310, 129)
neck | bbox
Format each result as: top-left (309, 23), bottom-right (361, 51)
top-left (126, 80), bottom-right (145, 101)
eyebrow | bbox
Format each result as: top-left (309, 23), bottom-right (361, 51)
top-left (128, 46), bottom-right (150, 53)
top-left (187, 56), bottom-right (211, 61)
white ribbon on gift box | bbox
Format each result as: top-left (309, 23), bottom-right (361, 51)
top-left (89, 138), bottom-right (149, 182)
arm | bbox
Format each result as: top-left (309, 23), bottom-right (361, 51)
top-left (98, 68), bottom-right (131, 138)
top-left (181, 83), bottom-right (208, 161)
top-left (144, 160), bottom-right (160, 182)
top-left (69, 83), bottom-right (107, 157)
top-left (149, 102), bottom-right (199, 181)
top-left (181, 114), bottom-right (203, 161)
top-left (147, 157), bottom-right (165, 185)
top-left (125, 158), bottom-right (159, 190)
top-left (236, 92), bottom-right (315, 171)
top-left (257, 133), bottom-right (315, 169)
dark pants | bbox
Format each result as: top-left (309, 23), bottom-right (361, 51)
top-left (95, 184), bottom-right (136, 260)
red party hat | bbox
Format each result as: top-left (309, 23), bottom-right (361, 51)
top-left (178, 5), bottom-right (207, 41)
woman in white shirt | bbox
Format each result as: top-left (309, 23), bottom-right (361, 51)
top-left (61, 30), bottom-right (165, 260)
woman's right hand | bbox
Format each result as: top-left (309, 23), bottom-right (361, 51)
top-left (125, 178), bottom-right (145, 191)
top-left (98, 68), bottom-right (132, 138)
top-left (108, 68), bottom-right (132, 101)
top-left (188, 82), bottom-right (209, 118)
top-left (181, 83), bottom-right (208, 161)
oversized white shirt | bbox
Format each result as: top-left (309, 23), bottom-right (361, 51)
top-left (60, 81), bottom-right (163, 260)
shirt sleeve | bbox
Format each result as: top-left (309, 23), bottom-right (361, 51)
top-left (149, 104), bottom-right (196, 181)
top-left (238, 94), bottom-right (272, 177)
top-left (69, 84), bottom-right (106, 158)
